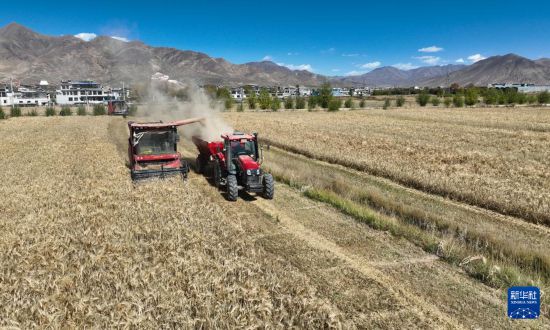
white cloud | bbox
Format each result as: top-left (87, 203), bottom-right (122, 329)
top-left (111, 36), bottom-right (129, 42)
top-left (262, 55), bottom-right (273, 61)
top-left (74, 32), bottom-right (97, 42)
top-left (456, 58), bottom-right (465, 63)
top-left (277, 62), bottom-right (313, 72)
top-left (345, 70), bottom-right (366, 76)
top-left (418, 45), bottom-right (443, 53)
top-left (415, 56), bottom-right (441, 65)
top-left (331, 69), bottom-right (341, 72)
top-left (287, 52), bottom-right (299, 56)
top-left (467, 54), bottom-right (486, 63)
top-left (342, 53), bottom-right (359, 57)
top-left (392, 63), bottom-right (419, 70)
top-left (359, 61), bottom-right (381, 70)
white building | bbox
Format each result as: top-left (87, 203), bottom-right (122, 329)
top-left (230, 87), bottom-right (246, 100)
top-left (0, 87), bottom-right (50, 106)
top-left (55, 80), bottom-right (116, 105)
top-left (489, 83), bottom-right (550, 93)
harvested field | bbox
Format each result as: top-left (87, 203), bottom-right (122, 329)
top-left (224, 107), bottom-right (550, 225)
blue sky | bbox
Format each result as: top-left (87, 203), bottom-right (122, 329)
top-left (1, 0), bottom-right (550, 76)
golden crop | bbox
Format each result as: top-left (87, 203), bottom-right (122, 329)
top-left (225, 107), bottom-right (550, 225)
top-left (0, 117), bottom-right (344, 327)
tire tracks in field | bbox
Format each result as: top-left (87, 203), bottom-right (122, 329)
top-left (252, 197), bottom-right (465, 329)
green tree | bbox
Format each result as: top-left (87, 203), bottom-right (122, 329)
top-left (318, 83), bottom-right (333, 108)
top-left (295, 96), bottom-right (306, 109)
top-left (444, 97), bottom-right (452, 107)
top-left (258, 88), bottom-right (272, 110)
top-left (416, 92), bottom-right (430, 106)
top-left (284, 97), bottom-right (294, 109)
top-left (344, 98), bottom-right (353, 108)
top-left (453, 94), bottom-right (464, 107)
top-left (464, 88), bottom-right (478, 106)
top-left (216, 87), bottom-right (231, 99)
top-left (504, 89), bottom-right (518, 105)
top-left (359, 98), bottom-right (366, 108)
top-left (224, 98), bottom-right (234, 110)
top-left (483, 88), bottom-right (499, 105)
top-left (517, 92), bottom-right (527, 105)
top-left (307, 96), bottom-right (317, 110)
top-left (271, 97), bottom-right (281, 111)
top-left (0, 107), bottom-right (5, 119)
top-left (538, 91), bottom-right (550, 104)
top-left (431, 97), bottom-right (440, 106)
top-left (328, 98), bottom-right (341, 111)
top-left (527, 94), bottom-right (537, 104)
top-left (247, 93), bottom-right (257, 110)
top-left (396, 95), bottom-right (405, 107)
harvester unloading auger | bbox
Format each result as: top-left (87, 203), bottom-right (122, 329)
top-left (128, 118), bottom-right (204, 180)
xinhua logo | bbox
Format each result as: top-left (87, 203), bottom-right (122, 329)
top-left (508, 286), bottom-right (540, 319)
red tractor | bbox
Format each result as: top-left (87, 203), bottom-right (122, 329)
top-left (192, 132), bottom-right (274, 201)
top-left (128, 118), bottom-right (203, 180)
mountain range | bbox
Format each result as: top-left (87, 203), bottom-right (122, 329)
top-left (1, 22), bottom-right (550, 87)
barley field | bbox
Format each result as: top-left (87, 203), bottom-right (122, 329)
top-left (0, 117), bottom-right (346, 327)
top-left (0, 115), bottom-right (546, 328)
top-left (225, 107), bottom-right (550, 225)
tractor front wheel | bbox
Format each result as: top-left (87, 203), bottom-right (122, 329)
top-left (262, 173), bottom-right (274, 199)
top-left (227, 175), bottom-right (238, 201)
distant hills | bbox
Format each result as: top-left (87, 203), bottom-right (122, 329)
top-left (1, 22), bottom-right (550, 87)
top-left (335, 64), bottom-right (466, 87)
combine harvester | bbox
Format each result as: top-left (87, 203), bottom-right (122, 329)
top-left (193, 132), bottom-right (274, 201)
top-left (108, 100), bottom-right (130, 117)
top-left (128, 118), bottom-right (204, 180)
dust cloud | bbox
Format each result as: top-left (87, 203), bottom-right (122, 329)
top-left (138, 82), bottom-right (233, 141)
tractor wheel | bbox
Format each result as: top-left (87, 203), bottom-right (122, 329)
top-left (262, 173), bottom-right (274, 199)
top-left (212, 161), bottom-right (222, 188)
top-left (227, 175), bottom-right (238, 201)
top-left (195, 156), bottom-right (203, 174)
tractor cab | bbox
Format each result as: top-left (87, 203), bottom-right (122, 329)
top-left (221, 132), bottom-right (260, 174)
top-left (192, 130), bottom-right (273, 201)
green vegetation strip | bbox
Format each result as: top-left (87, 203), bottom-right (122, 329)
top-left (272, 172), bottom-right (550, 312)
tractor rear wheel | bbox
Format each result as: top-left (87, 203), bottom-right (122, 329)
top-left (262, 173), bottom-right (274, 199)
top-left (195, 156), bottom-right (203, 174)
top-left (212, 161), bottom-right (222, 188)
top-left (227, 175), bottom-right (238, 201)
